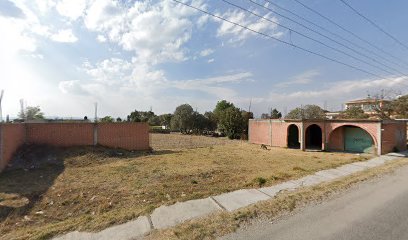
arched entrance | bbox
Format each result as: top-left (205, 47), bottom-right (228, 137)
top-left (328, 125), bottom-right (375, 153)
top-left (287, 124), bottom-right (300, 149)
top-left (305, 124), bottom-right (322, 150)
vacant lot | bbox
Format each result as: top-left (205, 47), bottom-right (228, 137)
top-left (0, 134), bottom-right (369, 239)
top-left (150, 133), bottom-right (233, 150)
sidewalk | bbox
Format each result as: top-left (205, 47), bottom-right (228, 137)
top-left (54, 152), bottom-right (408, 240)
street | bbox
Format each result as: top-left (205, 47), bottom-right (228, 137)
top-left (221, 164), bottom-right (408, 240)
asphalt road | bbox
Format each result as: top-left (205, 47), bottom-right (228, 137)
top-left (221, 164), bottom-right (408, 240)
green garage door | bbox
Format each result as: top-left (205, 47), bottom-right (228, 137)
top-left (345, 127), bottom-right (374, 153)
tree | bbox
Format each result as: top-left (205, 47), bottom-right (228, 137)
top-left (339, 106), bottom-right (369, 119)
top-left (171, 104), bottom-right (194, 133)
top-left (203, 111), bottom-right (217, 131)
top-left (261, 113), bottom-right (270, 119)
top-left (286, 105), bottom-right (326, 120)
top-left (159, 114), bottom-right (172, 128)
top-left (18, 106), bottom-right (44, 120)
top-left (218, 106), bottom-right (244, 139)
top-left (392, 94), bottom-right (408, 118)
top-left (270, 108), bottom-right (282, 119)
top-left (214, 100), bottom-right (234, 121)
top-left (100, 116), bottom-right (114, 122)
top-left (127, 110), bottom-right (158, 124)
top-left (116, 117), bottom-right (122, 122)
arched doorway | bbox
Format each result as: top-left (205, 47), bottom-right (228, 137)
top-left (287, 124), bottom-right (300, 149)
top-left (328, 125), bottom-right (375, 153)
top-left (305, 124), bottom-right (322, 150)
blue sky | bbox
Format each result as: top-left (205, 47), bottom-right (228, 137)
top-left (1, 0), bottom-right (408, 119)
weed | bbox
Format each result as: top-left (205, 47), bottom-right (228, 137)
top-left (254, 177), bottom-right (267, 187)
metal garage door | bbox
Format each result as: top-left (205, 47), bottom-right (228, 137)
top-left (345, 127), bottom-right (374, 153)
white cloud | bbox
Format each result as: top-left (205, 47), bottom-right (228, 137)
top-left (208, 58), bottom-right (214, 63)
top-left (96, 34), bottom-right (107, 42)
top-left (83, 0), bottom-right (207, 64)
top-left (56, 0), bottom-right (87, 20)
top-left (216, 8), bottom-right (283, 44)
top-left (200, 48), bottom-right (214, 57)
top-left (50, 29), bottom-right (78, 42)
top-left (275, 69), bottom-right (320, 87)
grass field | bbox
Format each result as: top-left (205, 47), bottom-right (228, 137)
top-left (0, 134), bottom-right (370, 239)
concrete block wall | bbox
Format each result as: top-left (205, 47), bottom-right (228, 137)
top-left (0, 122), bottom-right (150, 172)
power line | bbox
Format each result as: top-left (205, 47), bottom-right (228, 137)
top-left (259, 0), bottom-right (407, 70)
top-left (247, 0), bottom-right (408, 77)
top-left (339, 0), bottom-right (408, 52)
top-left (171, 0), bottom-right (386, 79)
top-left (292, 0), bottom-right (408, 67)
top-left (221, 0), bottom-right (401, 77)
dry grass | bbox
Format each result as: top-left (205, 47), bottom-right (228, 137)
top-left (150, 133), bottom-right (233, 150)
top-left (146, 158), bottom-right (408, 240)
top-left (0, 134), bottom-right (370, 240)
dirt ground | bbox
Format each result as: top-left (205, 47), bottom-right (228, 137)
top-left (0, 134), bottom-right (370, 239)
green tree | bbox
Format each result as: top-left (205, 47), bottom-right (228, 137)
top-left (100, 116), bottom-right (114, 122)
top-left (171, 104), bottom-right (194, 133)
top-left (203, 111), bottom-right (217, 131)
top-left (18, 106), bottom-right (44, 120)
top-left (116, 117), bottom-right (122, 122)
top-left (148, 115), bottom-right (160, 126)
top-left (127, 110), bottom-right (158, 124)
top-left (392, 94), bottom-right (408, 118)
top-left (286, 105), bottom-right (326, 120)
top-left (213, 100), bottom-right (234, 121)
top-left (339, 106), bottom-right (369, 119)
top-left (270, 108), bottom-right (282, 119)
top-left (219, 106), bottom-right (245, 139)
top-left (158, 114), bottom-right (173, 128)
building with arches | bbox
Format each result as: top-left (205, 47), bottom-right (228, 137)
top-left (249, 119), bottom-right (406, 155)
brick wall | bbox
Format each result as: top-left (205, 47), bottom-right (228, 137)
top-left (26, 123), bottom-right (94, 147)
top-left (0, 122), bottom-right (150, 173)
top-left (0, 124), bottom-right (25, 171)
top-left (249, 119), bottom-right (405, 155)
top-left (97, 123), bottom-right (150, 150)
top-left (381, 122), bottom-right (407, 154)
top-left (248, 120), bottom-right (271, 145)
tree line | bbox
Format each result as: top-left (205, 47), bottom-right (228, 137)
top-left (101, 100), bottom-right (253, 139)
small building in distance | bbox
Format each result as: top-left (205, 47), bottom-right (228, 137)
top-left (344, 98), bottom-right (391, 116)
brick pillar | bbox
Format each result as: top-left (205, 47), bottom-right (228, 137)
top-left (300, 121), bottom-right (305, 151)
top-left (377, 122), bottom-right (382, 155)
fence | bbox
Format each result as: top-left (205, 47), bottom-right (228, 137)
top-left (0, 122), bottom-right (150, 172)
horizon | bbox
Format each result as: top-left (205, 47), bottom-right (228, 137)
top-left (1, 0), bottom-right (408, 119)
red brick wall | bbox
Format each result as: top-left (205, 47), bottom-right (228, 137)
top-left (271, 122), bottom-right (300, 147)
top-left (0, 124), bottom-right (25, 171)
top-left (0, 123), bottom-right (150, 173)
top-left (97, 123), bottom-right (150, 150)
top-left (381, 122), bottom-right (407, 154)
top-left (249, 120), bottom-right (271, 145)
top-left (26, 123), bottom-right (94, 147)
top-left (327, 127), bottom-right (345, 151)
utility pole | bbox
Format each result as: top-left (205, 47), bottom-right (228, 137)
top-left (94, 102), bottom-right (98, 122)
top-left (248, 98), bottom-right (252, 113)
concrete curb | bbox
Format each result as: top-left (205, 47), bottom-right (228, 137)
top-left (53, 152), bottom-right (407, 240)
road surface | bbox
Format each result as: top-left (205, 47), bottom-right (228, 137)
top-left (221, 164), bottom-right (408, 240)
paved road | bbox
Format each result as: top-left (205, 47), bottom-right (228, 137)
top-left (221, 164), bottom-right (408, 240)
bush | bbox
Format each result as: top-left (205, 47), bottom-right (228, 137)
top-left (254, 177), bottom-right (267, 187)
top-left (149, 126), bottom-right (171, 134)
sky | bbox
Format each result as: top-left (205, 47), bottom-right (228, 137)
top-left (1, 0), bottom-right (408, 119)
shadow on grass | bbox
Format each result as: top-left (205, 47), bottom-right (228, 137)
top-left (0, 144), bottom-right (178, 227)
